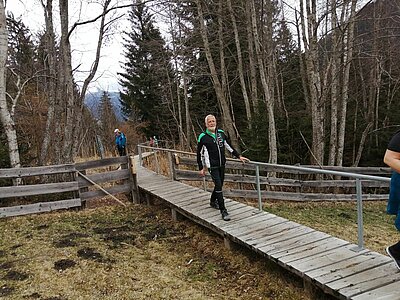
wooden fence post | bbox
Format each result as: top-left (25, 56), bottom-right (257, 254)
top-left (129, 155), bottom-right (139, 204)
top-left (168, 152), bottom-right (176, 181)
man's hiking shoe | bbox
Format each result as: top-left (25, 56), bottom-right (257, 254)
top-left (210, 201), bottom-right (219, 209)
top-left (221, 210), bottom-right (231, 221)
top-left (386, 246), bottom-right (400, 270)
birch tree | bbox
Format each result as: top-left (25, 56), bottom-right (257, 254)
top-left (0, 0), bottom-right (21, 170)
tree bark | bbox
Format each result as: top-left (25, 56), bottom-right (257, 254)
top-left (249, 0), bottom-right (277, 163)
top-left (299, 0), bottom-right (325, 165)
top-left (196, 0), bottom-right (239, 148)
top-left (336, 0), bottom-right (357, 166)
top-left (39, 0), bottom-right (57, 165)
top-left (0, 0), bottom-right (21, 171)
top-left (227, 0), bottom-right (252, 127)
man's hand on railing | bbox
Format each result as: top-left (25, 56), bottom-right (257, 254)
top-left (239, 156), bottom-right (250, 163)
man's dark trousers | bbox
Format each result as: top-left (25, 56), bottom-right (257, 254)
top-left (209, 166), bottom-right (226, 212)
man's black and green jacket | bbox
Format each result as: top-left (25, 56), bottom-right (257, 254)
top-left (196, 128), bottom-right (241, 170)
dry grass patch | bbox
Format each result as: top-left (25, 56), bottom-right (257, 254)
top-left (0, 201), bottom-right (334, 300)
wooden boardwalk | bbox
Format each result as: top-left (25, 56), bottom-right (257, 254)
top-left (137, 166), bottom-right (400, 300)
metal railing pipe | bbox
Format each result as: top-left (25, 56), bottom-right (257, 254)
top-left (256, 165), bottom-right (262, 211)
top-left (356, 178), bottom-right (364, 250)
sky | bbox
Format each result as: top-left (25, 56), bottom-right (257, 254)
top-left (6, 0), bottom-right (131, 93)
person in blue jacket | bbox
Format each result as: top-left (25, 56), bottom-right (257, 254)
top-left (196, 114), bottom-right (249, 221)
top-left (114, 128), bottom-right (127, 156)
top-left (384, 129), bottom-right (400, 270)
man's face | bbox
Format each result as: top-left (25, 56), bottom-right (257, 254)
top-left (206, 116), bottom-right (217, 132)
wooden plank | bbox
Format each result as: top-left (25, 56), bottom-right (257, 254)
top-left (328, 262), bottom-right (400, 299)
top-left (169, 193), bottom-right (210, 205)
top-left (150, 186), bottom-right (190, 197)
top-left (141, 181), bottom-right (176, 191)
top-left (75, 156), bottom-right (128, 170)
top-left (275, 237), bottom-right (350, 266)
top-left (352, 281), bottom-right (400, 300)
top-left (203, 205), bottom-right (254, 223)
top-left (290, 245), bottom-right (369, 276)
top-left (0, 181), bottom-right (79, 198)
top-left (222, 189), bottom-right (388, 201)
top-left (223, 213), bottom-right (280, 236)
top-left (177, 157), bottom-right (391, 175)
top-left (80, 182), bottom-right (131, 200)
top-left (213, 209), bottom-right (263, 229)
top-left (309, 252), bottom-right (391, 287)
top-left (175, 170), bottom-right (389, 188)
top-left (235, 216), bottom-right (290, 240)
top-left (78, 169), bottom-right (130, 188)
top-left (255, 225), bottom-right (314, 251)
top-left (0, 164), bottom-right (76, 178)
top-left (0, 199), bottom-right (81, 217)
top-left (267, 231), bottom-right (332, 257)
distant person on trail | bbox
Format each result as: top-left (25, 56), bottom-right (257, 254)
top-left (383, 129), bottom-right (400, 270)
top-left (114, 128), bottom-right (127, 156)
top-left (196, 114), bottom-right (249, 221)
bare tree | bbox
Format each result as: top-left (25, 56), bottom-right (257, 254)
top-left (195, 0), bottom-right (239, 148)
top-left (249, 0), bottom-right (277, 163)
top-left (0, 0), bottom-right (21, 170)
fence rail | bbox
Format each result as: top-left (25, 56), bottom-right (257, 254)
top-left (0, 156), bottom-right (138, 218)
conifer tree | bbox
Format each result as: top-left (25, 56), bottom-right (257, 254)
top-left (99, 91), bottom-right (118, 152)
top-left (119, 0), bottom-right (175, 138)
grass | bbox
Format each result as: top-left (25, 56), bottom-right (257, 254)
top-left (0, 199), bottom-right (331, 300)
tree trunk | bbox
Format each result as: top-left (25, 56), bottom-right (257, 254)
top-left (39, 0), bottom-right (57, 165)
top-left (249, 0), bottom-right (277, 163)
top-left (246, 1), bottom-right (258, 111)
top-left (336, 0), bottom-right (357, 166)
top-left (227, 0), bottom-right (252, 127)
top-left (0, 0), bottom-right (21, 171)
top-left (196, 0), bottom-right (239, 148)
top-left (328, 0), bottom-right (339, 166)
top-left (299, 0), bottom-right (325, 165)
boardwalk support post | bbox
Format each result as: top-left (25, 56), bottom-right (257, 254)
top-left (171, 208), bottom-right (181, 221)
top-left (224, 236), bottom-right (232, 250)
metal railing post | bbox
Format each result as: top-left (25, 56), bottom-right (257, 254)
top-left (256, 165), bottom-right (262, 211)
top-left (356, 178), bottom-right (364, 250)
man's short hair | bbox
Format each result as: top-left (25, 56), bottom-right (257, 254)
top-left (204, 114), bottom-right (215, 125)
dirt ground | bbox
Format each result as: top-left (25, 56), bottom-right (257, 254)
top-left (0, 195), bottom-right (336, 300)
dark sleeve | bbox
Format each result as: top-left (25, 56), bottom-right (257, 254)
top-left (224, 132), bottom-right (241, 158)
top-left (388, 131), bottom-right (400, 152)
top-left (196, 138), bottom-right (204, 170)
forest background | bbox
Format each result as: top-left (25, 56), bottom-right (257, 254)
top-left (0, 0), bottom-right (399, 170)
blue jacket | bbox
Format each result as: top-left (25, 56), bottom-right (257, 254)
top-left (115, 133), bottom-right (126, 148)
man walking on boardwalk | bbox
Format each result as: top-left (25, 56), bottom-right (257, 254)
top-left (197, 114), bottom-right (249, 221)
top-left (383, 129), bottom-right (400, 270)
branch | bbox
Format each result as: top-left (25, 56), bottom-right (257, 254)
top-left (67, 0), bottom-right (157, 39)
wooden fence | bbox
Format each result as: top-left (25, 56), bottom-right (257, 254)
top-left (140, 148), bottom-right (392, 202)
top-left (0, 156), bottom-right (138, 218)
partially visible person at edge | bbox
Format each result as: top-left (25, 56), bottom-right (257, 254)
top-left (196, 114), bottom-right (249, 221)
top-left (114, 128), bottom-right (127, 156)
top-left (383, 129), bottom-right (400, 270)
